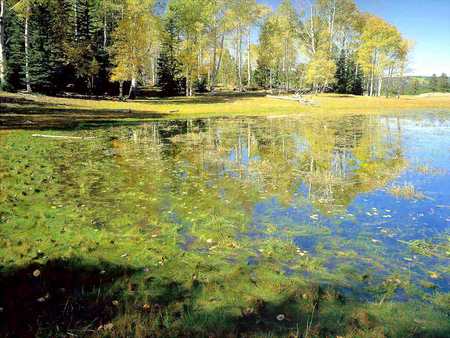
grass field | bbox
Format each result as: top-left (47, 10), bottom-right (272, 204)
top-left (1, 91), bottom-right (450, 121)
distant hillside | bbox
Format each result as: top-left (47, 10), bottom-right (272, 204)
top-left (400, 74), bottom-right (449, 95)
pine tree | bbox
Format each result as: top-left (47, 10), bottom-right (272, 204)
top-left (253, 61), bottom-right (270, 89)
top-left (430, 74), bottom-right (438, 92)
top-left (438, 73), bottom-right (448, 92)
top-left (27, 1), bottom-right (74, 94)
top-left (4, 7), bottom-right (23, 91)
top-left (348, 60), bottom-right (363, 96)
top-left (28, 4), bottom-right (53, 92)
top-left (334, 49), bottom-right (347, 94)
top-left (411, 78), bottom-right (419, 95)
top-left (352, 65), bottom-right (363, 95)
top-left (157, 16), bottom-right (184, 97)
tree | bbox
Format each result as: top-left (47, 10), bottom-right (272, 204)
top-left (305, 50), bottom-right (336, 93)
top-left (168, 0), bottom-right (214, 96)
top-left (157, 15), bottom-right (184, 96)
top-left (357, 14), bottom-right (405, 96)
top-left (11, 0), bottom-right (38, 92)
top-left (110, 0), bottom-right (159, 98)
top-left (0, 0), bottom-right (415, 98)
top-left (334, 48), bottom-right (347, 93)
top-left (438, 73), bottom-right (448, 92)
top-left (10, 0), bottom-right (72, 94)
top-left (257, 14), bottom-right (283, 91)
top-left (227, 0), bottom-right (269, 91)
top-left (0, 0), bottom-right (6, 88)
top-left (411, 78), bottom-right (419, 95)
top-left (430, 74), bottom-right (438, 92)
top-left (273, 0), bottom-right (297, 91)
top-left (347, 57), bottom-right (363, 95)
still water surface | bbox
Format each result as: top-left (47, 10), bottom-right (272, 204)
top-left (1, 113), bottom-right (449, 300)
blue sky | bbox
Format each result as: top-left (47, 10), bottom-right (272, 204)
top-left (260, 0), bottom-right (450, 76)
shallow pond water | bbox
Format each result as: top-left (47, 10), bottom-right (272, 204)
top-left (0, 112), bottom-right (449, 305)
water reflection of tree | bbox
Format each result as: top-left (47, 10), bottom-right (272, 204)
top-left (160, 116), bottom-right (406, 214)
top-left (105, 115), bottom-right (407, 234)
top-left (299, 116), bottom-right (406, 213)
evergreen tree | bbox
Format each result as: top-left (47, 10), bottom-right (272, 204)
top-left (28, 4), bottom-right (53, 92)
top-left (334, 49), bottom-right (347, 94)
top-left (430, 74), bottom-right (438, 92)
top-left (253, 62), bottom-right (270, 89)
top-left (157, 16), bottom-right (184, 97)
top-left (438, 73), bottom-right (448, 92)
top-left (4, 8), bottom-right (23, 91)
top-left (411, 78), bottom-right (419, 95)
top-left (28, 1), bottom-right (78, 94)
top-left (348, 60), bottom-right (363, 95)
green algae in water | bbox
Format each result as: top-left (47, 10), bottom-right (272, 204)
top-left (0, 114), bottom-right (449, 337)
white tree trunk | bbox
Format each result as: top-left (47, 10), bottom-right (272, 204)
top-left (152, 57), bottom-right (156, 86)
top-left (284, 38), bottom-right (289, 91)
top-left (74, 0), bottom-right (78, 39)
top-left (186, 74), bottom-right (189, 96)
top-left (369, 51), bottom-right (377, 97)
top-left (247, 26), bottom-right (251, 87)
top-left (310, 6), bottom-right (315, 55)
top-left (103, 15), bottom-right (107, 48)
top-left (0, 0), bottom-right (5, 88)
top-left (369, 72), bottom-right (374, 96)
top-left (128, 77), bottom-right (137, 98)
top-left (211, 34), bottom-right (224, 90)
top-left (377, 77), bottom-right (382, 97)
top-left (24, 9), bottom-right (32, 93)
top-left (329, 0), bottom-right (336, 54)
top-left (237, 28), bottom-right (242, 91)
top-left (119, 81), bottom-right (123, 97)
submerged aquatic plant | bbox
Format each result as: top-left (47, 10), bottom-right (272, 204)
top-left (400, 238), bottom-right (450, 258)
top-left (389, 183), bottom-right (426, 200)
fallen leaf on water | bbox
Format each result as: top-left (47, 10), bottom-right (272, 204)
top-left (429, 272), bottom-right (439, 279)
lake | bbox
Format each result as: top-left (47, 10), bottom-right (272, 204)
top-left (0, 112), bottom-right (449, 336)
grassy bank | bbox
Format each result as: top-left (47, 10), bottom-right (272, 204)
top-left (1, 91), bottom-right (450, 121)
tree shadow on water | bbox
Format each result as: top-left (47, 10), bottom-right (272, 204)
top-left (0, 107), bottom-right (167, 130)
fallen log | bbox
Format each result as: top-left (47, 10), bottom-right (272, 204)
top-left (266, 95), bottom-right (316, 106)
top-left (266, 95), bottom-right (300, 101)
top-left (32, 134), bottom-right (96, 140)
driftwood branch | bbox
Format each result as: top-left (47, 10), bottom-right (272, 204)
top-left (266, 95), bottom-right (316, 106)
top-left (32, 134), bottom-right (96, 140)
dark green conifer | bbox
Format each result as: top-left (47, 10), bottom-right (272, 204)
top-left (157, 16), bottom-right (184, 97)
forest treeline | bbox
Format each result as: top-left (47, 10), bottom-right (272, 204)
top-left (0, 0), bottom-right (420, 98)
top-left (402, 74), bottom-right (449, 95)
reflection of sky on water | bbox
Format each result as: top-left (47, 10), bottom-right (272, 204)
top-left (250, 116), bottom-right (450, 291)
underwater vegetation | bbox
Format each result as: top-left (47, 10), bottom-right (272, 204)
top-left (389, 183), bottom-right (426, 200)
top-left (0, 113), bottom-right (449, 337)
